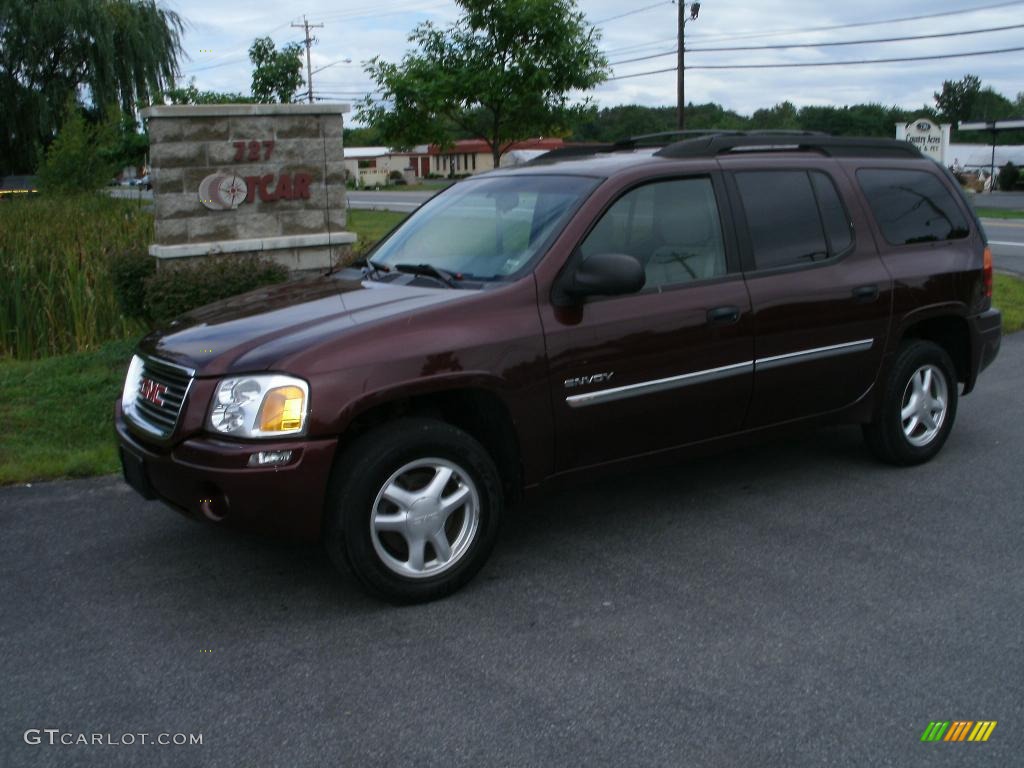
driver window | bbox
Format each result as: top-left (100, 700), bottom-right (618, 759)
top-left (579, 177), bottom-right (727, 289)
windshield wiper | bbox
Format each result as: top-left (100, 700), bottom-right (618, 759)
top-left (392, 263), bottom-right (460, 288)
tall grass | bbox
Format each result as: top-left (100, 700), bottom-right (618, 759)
top-left (0, 194), bottom-right (152, 359)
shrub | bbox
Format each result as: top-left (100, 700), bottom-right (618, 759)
top-left (998, 161), bottom-right (1020, 192)
top-left (142, 256), bottom-right (289, 324)
top-left (36, 103), bottom-right (120, 194)
top-left (389, 170), bottom-right (404, 181)
top-left (110, 250), bottom-right (156, 319)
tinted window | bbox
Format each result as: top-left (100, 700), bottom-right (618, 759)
top-left (857, 168), bottom-right (969, 245)
top-left (580, 177), bottom-right (727, 289)
top-left (811, 171), bottom-right (853, 255)
top-left (736, 171), bottom-right (828, 269)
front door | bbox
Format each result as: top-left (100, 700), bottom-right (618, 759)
top-left (540, 175), bottom-right (755, 471)
top-left (726, 164), bottom-right (893, 427)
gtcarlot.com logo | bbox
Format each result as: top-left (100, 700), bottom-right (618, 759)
top-left (24, 729), bottom-right (203, 747)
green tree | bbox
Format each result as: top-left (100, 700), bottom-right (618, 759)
top-left (165, 78), bottom-right (254, 105)
top-left (344, 125), bottom-right (385, 146)
top-left (0, 0), bottom-right (184, 175)
top-left (750, 101), bottom-right (800, 130)
top-left (249, 37), bottom-right (304, 103)
top-left (36, 102), bottom-right (120, 193)
top-left (358, 0), bottom-right (608, 167)
top-left (971, 87), bottom-right (1016, 121)
top-left (934, 74), bottom-right (982, 124)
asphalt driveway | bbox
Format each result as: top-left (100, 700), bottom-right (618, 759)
top-left (2, 334), bottom-right (1022, 767)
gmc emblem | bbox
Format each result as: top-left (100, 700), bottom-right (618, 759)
top-left (140, 377), bottom-right (167, 406)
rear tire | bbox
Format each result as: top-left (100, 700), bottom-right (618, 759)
top-left (863, 340), bottom-right (958, 466)
top-left (324, 418), bottom-right (503, 603)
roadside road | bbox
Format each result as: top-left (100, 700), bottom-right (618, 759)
top-left (983, 218), bottom-right (1024, 276)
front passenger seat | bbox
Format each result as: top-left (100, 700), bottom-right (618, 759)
top-left (646, 189), bottom-right (724, 287)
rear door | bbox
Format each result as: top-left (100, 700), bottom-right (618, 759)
top-left (725, 160), bottom-right (893, 427)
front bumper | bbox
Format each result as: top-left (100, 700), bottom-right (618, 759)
top-left (115, 403), bottom-right (337, 540)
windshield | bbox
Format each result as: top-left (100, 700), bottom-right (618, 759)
top-left (368, 175), bottom-right (599, 280)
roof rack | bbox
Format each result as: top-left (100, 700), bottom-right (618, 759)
top-left (653, 132), bottom-right (922, 159)
top-left (529, 131), bottom-right (724, 163)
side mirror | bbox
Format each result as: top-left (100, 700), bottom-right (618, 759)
top-left (563, 252), bottom-right (645, 299)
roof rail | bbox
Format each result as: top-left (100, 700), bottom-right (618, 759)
top-left (654, 133), bottom-right (921, 159)
top-left (529, 143), bottom-right (616, 162)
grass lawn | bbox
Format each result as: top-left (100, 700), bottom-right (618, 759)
top-left (1, 270), bottom-right (1021, 487)
top-left (0, 339), bottom-right (134, 484)
top-left (995, 274), bottom-right (1024, 333)
top-left (347, 208), bottom-right (409, 252)
top-left (975, 207), bottom-right (1024, 220)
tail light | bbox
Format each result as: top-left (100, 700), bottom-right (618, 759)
top-left (983, 246), bottom-right (993, 298)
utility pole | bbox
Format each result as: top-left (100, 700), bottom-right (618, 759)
top-left (677, 2), bottom-right (700, 130)
top-left (292, 15), bottom-right (324, 103)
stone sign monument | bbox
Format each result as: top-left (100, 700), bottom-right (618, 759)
top-left (140, 103), bottom-right (355, 271)
top-left (895, 117), bottom-right (950, 164)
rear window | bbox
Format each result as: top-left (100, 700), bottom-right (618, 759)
top-left (856, 168), bottom-right (970, 246)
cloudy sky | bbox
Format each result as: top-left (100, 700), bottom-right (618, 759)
top-left (165, 0), bottom-right (1024, 122)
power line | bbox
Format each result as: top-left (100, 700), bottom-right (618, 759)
top-left (599, 1), bottom-right (1024, 59)
top-left (593, 1), bottom-right (672, 25)
top-left (608, 22), bottom-right (1024, 66)
top-left (692, 45), bottom-right (1024, 69)
top-left (687, 22), bottom-right (1024, 52)
top-left (678, 0), bottom-right (1024, 44)
top-left (604, 44), bottom-right (1024, 80)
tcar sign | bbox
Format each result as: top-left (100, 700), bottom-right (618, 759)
top-left (198, 172), bottom-right (313, 211)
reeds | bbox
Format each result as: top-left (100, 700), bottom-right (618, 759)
top-left (0, 194), bottom-right (152, 359)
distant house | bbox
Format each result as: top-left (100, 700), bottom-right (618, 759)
top-left (413, 138), bottom-right (566, 178)
top-left (342, 138), bottom-right (567, 184)
top-left (342, 146), bottom-right (405, 187)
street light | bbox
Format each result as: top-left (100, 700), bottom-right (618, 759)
top-left (311, 57), bottom-right (352, 76)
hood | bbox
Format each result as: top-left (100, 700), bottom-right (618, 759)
top-left (138, 273), bottom-right (473, 375)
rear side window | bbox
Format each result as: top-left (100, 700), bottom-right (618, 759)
top-left (735, 170), bottom-right (850, 270)
top-left (857, 169), bottom-right (970, 245)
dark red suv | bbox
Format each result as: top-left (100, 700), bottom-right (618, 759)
top-left (116, 132), bottom-right (1002, 602)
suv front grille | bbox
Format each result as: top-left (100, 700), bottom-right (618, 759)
top-left (128, 357), bottom-right (194, 438)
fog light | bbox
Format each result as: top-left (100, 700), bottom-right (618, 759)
top-left (248, 450), bottom-right (293, 467)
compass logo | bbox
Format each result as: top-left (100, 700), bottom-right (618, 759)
top-left (197, 173), bottom-right (248, 211)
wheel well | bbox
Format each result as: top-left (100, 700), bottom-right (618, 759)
top-left (901, 315), bottom-right (970, 383)
top-left (338, 389), bottom-right (523, 501)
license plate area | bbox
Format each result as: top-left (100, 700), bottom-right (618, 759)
top-left (120, 446), bottom-right (157, 500)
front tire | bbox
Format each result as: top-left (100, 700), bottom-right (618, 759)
top-left (863, 340), bottom-right (959, 466)
top-left (324, 418), bottom-right (503, 603)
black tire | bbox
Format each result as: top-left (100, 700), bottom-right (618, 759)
top-left (863, 340), bottom-right (959, 466)
top-left (324, 418), bottom-right (503, 603)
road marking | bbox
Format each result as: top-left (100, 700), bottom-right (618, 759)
top-left (990, 241), bottom-right (1024, 247)
top-left (980, 218), bottom-right (1024, 228)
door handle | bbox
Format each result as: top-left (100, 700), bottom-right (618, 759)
top-left (707, 305), bottom-right (741, 326)
top-left (852, 285), bottom-right (879, 303)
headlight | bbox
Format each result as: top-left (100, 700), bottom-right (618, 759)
top-left (122, 355), bottom-right (145, 413)
top-left (207, 374), bottom-right (309, 438)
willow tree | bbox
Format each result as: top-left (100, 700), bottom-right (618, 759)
top-left (0, 0), bottom-right (185, 175)
top-left (358, 0), bottom-right (607, 168)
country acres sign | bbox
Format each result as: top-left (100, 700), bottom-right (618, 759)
top-left (895, 117), bottom-right (950, 164)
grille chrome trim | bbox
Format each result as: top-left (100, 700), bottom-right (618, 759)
top-left (125, 355), bottom-right (195, 439)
